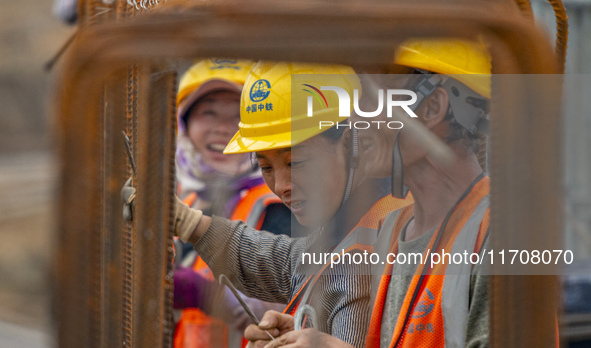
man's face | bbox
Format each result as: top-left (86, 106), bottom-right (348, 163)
top-left (186, 90), bottom-right (245, 174)
top-left (255, 135), bottom-right (348, 227)
top-left (352, 76), bottom-right (408, 178)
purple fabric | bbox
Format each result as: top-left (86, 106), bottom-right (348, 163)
top-left (174, 266), bottom-right (286, 331)
top-left (173, 267), bottom-right (219, 309)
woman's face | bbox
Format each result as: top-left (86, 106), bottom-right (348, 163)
top-left (255, 135), bottom-right (348, 227)
top-left (186, 90), bottom-right (246, 174)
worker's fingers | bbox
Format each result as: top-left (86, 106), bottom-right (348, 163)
top-left (246, 340), bottom-right (274, 348)
top-left (244, 323), bottom-right (280, 342)
top-left (263, 329), bottom-right (354, 348)
top-left (263, 330), bottom-right (298, 348)
top-left (121, 186), bottom-right (136, 204)
top-left (123, 204), bottom-right (133, 222)
top-left (245, 310), bottom-right (295, 346)
top-left (246, 340), bottom-right (278, 348)
top-left (121, 177), bottom-right (135, 222)
top-left (122, 188), bottom-right (136, 205)
top-left (258, 310), bottom-right (294, 331)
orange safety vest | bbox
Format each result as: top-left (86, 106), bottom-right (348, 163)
top-left (282, 193), bottom-right (414, 317)
top-left (366, 176), bottom-right (490, 348)
top-left (174, 182), bottom-right (282, 348)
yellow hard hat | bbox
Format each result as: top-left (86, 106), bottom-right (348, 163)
top-left (395, 39), bottom-right (491, 98)
top-left (224, 61), bottom-right (360, 154)
top-left (177, 59), bottom-right (255, 128)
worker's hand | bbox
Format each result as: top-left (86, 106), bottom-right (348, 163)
top-left (263, 328), bottom-right (354, 348)
top-left (174, 195), bottom-right (203, 243)
top-left (121, 178), bottom-right (136, 222)
top-left (244, 310), bottom-right (294, 348)
top-left (121, 178), bottom-right (203, 242)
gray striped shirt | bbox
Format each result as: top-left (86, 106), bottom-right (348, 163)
top-left (194, 216), bottom-right (371, 347)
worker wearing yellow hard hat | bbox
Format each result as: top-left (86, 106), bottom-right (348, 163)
top-left (223, 62), bottom-right (363, 154)
top-left (239, 38), bottom-right (494, 348)
top-left (355, 38), bottom-right (493, 348)
top-left (167, 60), bottom-right (412, 347)
top-left (176, 58), bottom-right (255, 180)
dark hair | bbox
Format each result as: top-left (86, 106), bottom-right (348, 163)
top-left (442, 106), bottom-right (481, 154)
top-left (249, 122), bottom-right (346, 166)
top-left (319, 123), bottom-right (346, 143)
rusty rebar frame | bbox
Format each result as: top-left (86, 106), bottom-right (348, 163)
top-left (54, 1), bottom-right (562, 347)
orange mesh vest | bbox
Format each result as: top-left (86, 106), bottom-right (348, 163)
top-left (174, 183), bottom-right (281, 348)
top-left (283, 193), bottom-right (414, 316)
top-left (366, 176), bottom-right (490, 348)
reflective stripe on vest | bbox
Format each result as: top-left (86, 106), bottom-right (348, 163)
top-left (366, 176), bottom-right (490, 348)
top-left (183, 192), bottom-right (198, 207)
top-left (284, 194), bottom-right (413, 318)
top-left (183, 183), bottom-right (281, 230)
top-left (230, 183), bottom-right (281, 229)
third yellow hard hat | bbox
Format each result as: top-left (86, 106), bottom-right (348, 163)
top-left (224, 61), bottom-right (360, 154)
top-left (395, 38), bottom-right (491, 98)
top-left (177, 58), bottom-right (255, 107)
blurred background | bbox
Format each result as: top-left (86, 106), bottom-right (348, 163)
top-left (0, 1), bottom-right (72, 347)
top-left (0, 0), bottom-right (590, 347)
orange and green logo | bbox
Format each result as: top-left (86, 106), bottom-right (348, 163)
top-left (302, 84), bottom-right (329, 111)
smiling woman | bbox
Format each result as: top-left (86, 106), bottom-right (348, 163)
top-left (184, 90), bottom-right (244, 175)
top-left (175, 59), bottom-right (260, 214)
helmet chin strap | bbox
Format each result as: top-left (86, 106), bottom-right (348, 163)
top-left (341, 128), bottom-right (359, 205)
top-left (391, 131), bottom-right (409, 199)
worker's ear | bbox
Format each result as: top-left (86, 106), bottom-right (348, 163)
top-left (421, 86), bottom-right (449, 130)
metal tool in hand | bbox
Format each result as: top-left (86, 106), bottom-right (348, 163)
top-left (122, 131), bottom-right (137, 175)
top-left (218, 274), bottom-right (276, 341)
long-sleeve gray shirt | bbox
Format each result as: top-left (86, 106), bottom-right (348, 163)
top-left (194, 216), bottom-right (372, 347)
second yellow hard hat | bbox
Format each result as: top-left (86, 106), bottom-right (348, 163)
top-left (224, 61), bottom-right (360, 154)
top-left (395, 38), bottom-right (491, 98)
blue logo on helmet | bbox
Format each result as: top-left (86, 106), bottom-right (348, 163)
top-left (212, 58), bottom-right (238, 65)
top-left (209, 58), bottom-right (241, 70)
top-left (250, 79), bottom-right (271, 102)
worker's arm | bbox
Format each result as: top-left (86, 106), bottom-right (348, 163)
top-left (125, 189), bottom-right (301, 303)
top-left (192, 216), bottom-right (307, 304)
top-left (320, 271), bottom-right (372, 347)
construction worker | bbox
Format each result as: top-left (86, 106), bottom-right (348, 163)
top-left (250, 39), bottom-right (492, 348)
top-left (167, 61), bottom-right (413, 348)
top-left (363, 39), bottom-right (491, 348)
top-left (171, 59), bottom-right (290, 348)
top-left (174, 59), bottom-right (291, 235)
